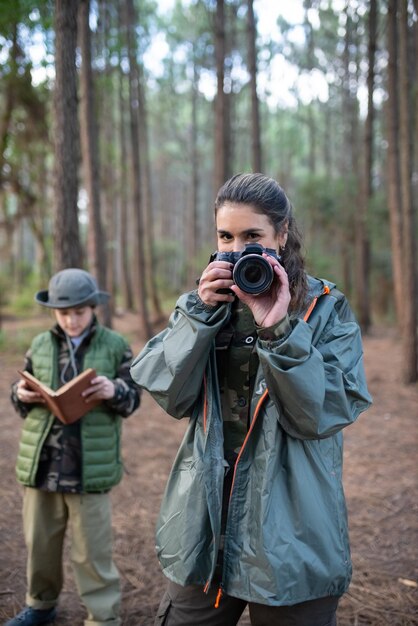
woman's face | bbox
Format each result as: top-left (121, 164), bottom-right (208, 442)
top-left (216, 202), bottom-right (286, 253)
top-left (54, 306), bottom-right (94, 337)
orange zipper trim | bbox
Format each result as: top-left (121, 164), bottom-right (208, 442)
top-left (303, 285), bottom-right (330, 322)
top-left (229, 388), bottom-right (269, 498)
top-left (205, 285), bottom-right (329, 600)
top-left (209, 390), bottom-right (268, 605)
top-left (229, 285), bottom-right (330, 490)
top-left (303, 296), bottom-right (318, 322)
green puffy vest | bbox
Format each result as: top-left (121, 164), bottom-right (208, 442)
top-left (16, 325), bottom-right (128, 492)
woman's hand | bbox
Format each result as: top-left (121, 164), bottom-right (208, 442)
top-left (82, 376), bottom-right (115, 402)
top-left (16, 379), bottom-right (45, 404)
top-left (198, 261), bottom-right (235, 307)
top-left (231, 254), bottom-right (291, 327)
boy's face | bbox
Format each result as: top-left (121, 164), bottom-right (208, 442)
top-left (54, 306), bottom-right (94, 337)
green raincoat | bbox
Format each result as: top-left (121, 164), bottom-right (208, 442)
top-left (130, 277), bottom-right (372, 606)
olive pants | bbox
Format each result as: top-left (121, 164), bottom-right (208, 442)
top-left (155, 581), bottom-right (339, 626)
top-left (23, 487), bottom-right (121, 626)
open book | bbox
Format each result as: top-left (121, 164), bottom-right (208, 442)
top-left (18, 368), bottom-right (101, 424)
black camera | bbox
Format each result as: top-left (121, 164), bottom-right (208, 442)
top-left (211, 243), bottom-right (281, 295)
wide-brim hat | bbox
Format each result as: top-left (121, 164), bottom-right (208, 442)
top-left (35, 268), bottom-right (110, 309)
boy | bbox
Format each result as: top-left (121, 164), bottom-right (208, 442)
top-left (7, 269), bottom-right (140, 626)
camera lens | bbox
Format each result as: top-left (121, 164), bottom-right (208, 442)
top-left (233, 255), bottom-right (273, 295)
top-left (244, 264), bottom-right (262, 283)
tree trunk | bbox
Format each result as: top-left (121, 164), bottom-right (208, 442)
top-left (398, 0), bottom-right (418, 382)
top-left (78, 0), bottom-right (111, 326)
top-left (214, 0), bottom-right (227, 193)
top-left (355, 0), bottom-right (376, 332)
top-left (187, 55), bottom-right (200, 290)
top-left (31, 151), bottom-right (52, 282)
top-left (304, 1), bottom-right (316, 175)
top-left (124, 0), bottom-right (152, 338)
top-left (386, 0), bottom-right (404, 325)
top-left (97, 0), bottom-right (116, 315)
top-left (117, 36), bottom-right (134, 311)
top-left (340, 6), bottom-right (359, 299)
top-left (247, 0), bottom-right (262, 172)
top-left (0, 26), bottom-right (17, 190)
top-left (137, 56), bottom-right (164, 321)
top-left (115, 2), bottom-right (134, 311)
top-left (414, 0), bottom-right (418, 197)
top-left (323, 101), bottom-right (333, 177)
top-left (53, 0), bottom-right (83, 270)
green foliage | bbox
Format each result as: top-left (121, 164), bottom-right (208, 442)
top-left (194, 244), bottom-right (214, 273)
top-left (305, 240), bottom-right (342, 285)
top-left (0, 323), bottom-right (40, 355)
top-left (153, 238), bottom-right (187, 295)
top-left (0, 272), bottom-right (50, 355)
top-left (5, 271), bottom-right (40, 317)
top-left (0, 274), bottom-right (10, 309)
top-left (11, 287), bottom-right (38, 316)
top-left (0, 1), bottom-right (45, 35)
top-left (157, 293), bottom-right (181, 315)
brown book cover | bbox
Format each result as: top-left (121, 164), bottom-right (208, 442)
top-left (18, 368), bottom-right (101, 424)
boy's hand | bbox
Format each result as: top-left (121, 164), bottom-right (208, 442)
top-left (16, 379), bottom-right (45, 404)
top-left (82, 376), bottom-right (115, 402)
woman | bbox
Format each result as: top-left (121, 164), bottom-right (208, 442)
top-left (130, 173), bottom-right (372, 626)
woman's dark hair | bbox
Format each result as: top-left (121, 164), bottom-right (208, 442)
top-left (214, 173), bottom-right (308, 312)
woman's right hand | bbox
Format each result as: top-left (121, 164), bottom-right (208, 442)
top-left (198, 261), bottom-right (236, 306)
top-left (16, 379), bottom-right (45, 404)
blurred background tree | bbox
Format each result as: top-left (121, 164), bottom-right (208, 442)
top-left (0, 0), bottom-right (416, 380)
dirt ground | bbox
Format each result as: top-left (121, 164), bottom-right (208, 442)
top-left (0, 313), bottom-right (417, 626)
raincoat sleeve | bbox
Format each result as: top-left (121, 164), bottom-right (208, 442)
top-left (130, 291), bottom-right (230, 418)
top-left (256, 291), bottom-right (372, 439)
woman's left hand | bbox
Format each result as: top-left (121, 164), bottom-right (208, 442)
top-left (82, 376), bottom-right (115, 402)
top-left (231, 254), bottom-right (291, 328)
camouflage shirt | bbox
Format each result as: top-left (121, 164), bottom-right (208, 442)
top-left (215, 299), bottom-right (259, 462)
top-left (11, 317), bottom-right (140, 493)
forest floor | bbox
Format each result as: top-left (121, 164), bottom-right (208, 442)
top-left (0, 312), bottom-right (417, 626)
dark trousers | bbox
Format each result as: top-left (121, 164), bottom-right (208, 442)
top-left (155, 580), bottom-right (339, 626)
